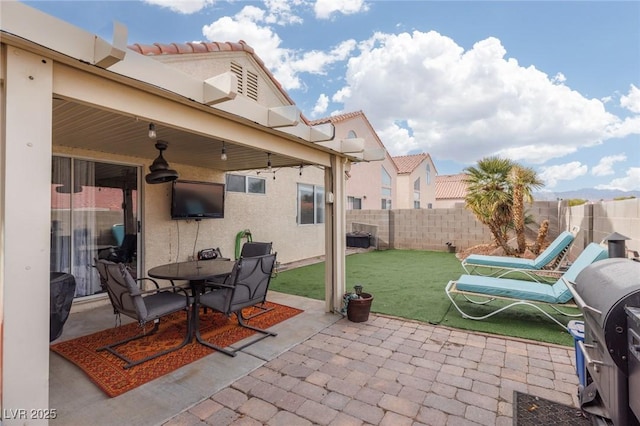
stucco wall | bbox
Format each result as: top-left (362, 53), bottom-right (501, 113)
top-left (52, 147), bottom-right (327, 274)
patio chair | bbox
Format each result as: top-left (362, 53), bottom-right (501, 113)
top-left (95, 259), bottom-right (192, 369)
top-left (461, 226), bottom-right (579, 280)
top-left (445, 243), bottom-right (608, 329)
top-left (195, 253), bottom-right (278, 356)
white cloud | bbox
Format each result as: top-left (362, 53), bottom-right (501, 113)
top-left (538, 162), bottom-right (588, 188)
top-left (621, 84), bottom-right (640, 113)
top-left (314, 0), bottom-right (369, 19)
top-left (595, 167), bottom-right (640, 191)
top-left (263, 0), bottom-right (304, 25)
top-left (334, 30), bottom-right (637, 164)
top-left (312, 94), bottom-right (330, 116)
top-left (592, 154), bottom-right (627, 176)
top-left (143, 0), bottom-right (215, 14)
top-left (202, 5), bottom-right (355, 91)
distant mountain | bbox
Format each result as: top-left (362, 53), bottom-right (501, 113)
top-left (534, 188), bottom-right (640, 201)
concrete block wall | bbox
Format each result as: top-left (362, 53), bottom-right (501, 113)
top-left (347, 198), bottom-right (638, 255)
top-left (563, 198), bottom-right (639, 257)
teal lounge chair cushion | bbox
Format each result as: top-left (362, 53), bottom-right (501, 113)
top-left (456, 243), bottom-right (608, 304)
top-left (464, 231), bottom-right (575, 270)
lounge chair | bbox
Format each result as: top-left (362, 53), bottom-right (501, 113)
top-left (445, 243), bottom-right (608, 329)
top-left (461, 226), bottom-right (579, 279)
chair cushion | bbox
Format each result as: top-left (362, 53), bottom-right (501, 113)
top-left (143, 291), bottom-right (189, 321)
top-left (464, 254), bottom-right (535, 269)
top-left (531, 231), bottom-right (574, 268)
top-left (456, 243), bottom-right (608, 304)
top-left (456, 274), bottom-right (559, 303)
top-left (464, 230), bottom-right (575, 270)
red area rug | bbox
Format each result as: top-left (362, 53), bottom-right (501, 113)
top-left (50, 302), bottom-right (302, 397)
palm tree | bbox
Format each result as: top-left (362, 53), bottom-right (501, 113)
top-left (509, 165), bottom-right (544, 253)
top-left (464, 157), bottom-right (544, 256)
top-left (464, 157), bottom-right (515, 254)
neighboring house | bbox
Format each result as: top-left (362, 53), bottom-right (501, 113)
top-left (310, 111), bottom-right (396, 210)
top-left (312, 110), bottom-right (438, 210)
top-left (393, 153), bottom-right (437, 209)
top-left (435, 173), bottom-right (468, 208)
top-left (1, 2), bottom-right (384, 413)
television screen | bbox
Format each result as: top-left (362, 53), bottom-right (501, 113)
top-left (171, 180), bottom-right (224, 219)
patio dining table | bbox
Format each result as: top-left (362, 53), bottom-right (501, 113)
top-left (148, 259), bottom-right (234, 346)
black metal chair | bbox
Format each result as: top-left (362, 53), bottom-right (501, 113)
top-left (240, 241), bottom-right (273, 258)
top-left (95, 259), bottom-right (192, 369)
top-left (205, 242), bottom-right (275, 318)
top-left (195, 253), bottom-right (278, 356)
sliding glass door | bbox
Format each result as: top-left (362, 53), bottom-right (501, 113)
top-left (51, 157), bottom-right (139, 298)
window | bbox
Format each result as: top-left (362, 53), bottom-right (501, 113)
top-left (347, 196), bottom-right (362, 210)
top-left (426, 163), bottom-right (431, 185)
top-left (347, 130), bottom-right (357, 138)
top-left (51, 157), bottom-right (139, 298)
top-left (226, 174), bottom-right (265, 194)
top-left (381, 167), bottom-right (392, 210)
top-left (414, 178), bottom-right (420, 209)
top-left (298, 184), bottom-right (324, 224)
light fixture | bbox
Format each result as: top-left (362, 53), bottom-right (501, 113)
top-left (148, 123), bottom-right (157, 139)
top-left (299, 163), bottom-right (304, 176)
top-left (145, 140), bottom-right (179, 184)
top-left (267, 153), bottom-right (272, 171)
top-left (221, 142), bottom-right (228, 161)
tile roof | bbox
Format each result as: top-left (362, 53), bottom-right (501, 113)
top-left (308, 110), bottom-right (366, 125)
top-left (392, 153), bottom-right (429, 174)
top-left (435, 173), bottom-right (468, 199)
top-left (127, 40), bottom-right (299, 117)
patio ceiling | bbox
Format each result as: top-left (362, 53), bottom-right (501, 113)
top-left (52, 98), bottom-right (314, 173)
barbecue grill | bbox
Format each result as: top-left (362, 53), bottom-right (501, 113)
top-left (566, 257), bottom-right (640, 426)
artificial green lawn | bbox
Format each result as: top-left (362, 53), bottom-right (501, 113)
top-left (271, 249), bottom-right (575, 346)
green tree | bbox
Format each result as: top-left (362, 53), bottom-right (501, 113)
top-left (464, 157), bottom-right (515, 254)
top-left (509, 165), bottom-right (543, 253)
top-left (464, 157), bottom-right (543, 256)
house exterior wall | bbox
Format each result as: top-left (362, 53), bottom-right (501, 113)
top-left (347, 157), bottom-right (397, 210)
top-left (395, 158), bottom-right (437, 210)
top-left (53, 146), bottom-right (326, 275)
top-left (150, 53), bottom-right (290, 108)
top-left (334, 115), bottom-right (398, 211)
top-left (435, 199), bottom-right (465, 209)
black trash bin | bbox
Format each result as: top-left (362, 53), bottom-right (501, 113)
top-left (346, 232), bottom-right (371, 248)
top-left (50, 272), bottom-right (76, 341)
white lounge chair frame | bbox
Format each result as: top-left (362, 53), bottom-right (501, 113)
top-left (461, 226), bottom-right (580, 282)
top-left (446, 243), bottom-right (608, 330)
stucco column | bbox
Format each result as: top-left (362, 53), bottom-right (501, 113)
top-left (1, 46), bottom-right (53, 424)
top-left (324, 156), bottom-right (347, 313)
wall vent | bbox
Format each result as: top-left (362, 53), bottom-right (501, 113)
top-left (230, 62), bottom-right (258, 101)
top-left (230, 62), bottom-right (244, 96)
top-left (246, 70), bottom-right (259, 101)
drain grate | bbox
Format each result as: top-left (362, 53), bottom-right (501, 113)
top-left (513, 391), bottom-right (591, 425)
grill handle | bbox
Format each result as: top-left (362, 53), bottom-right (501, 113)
top-left (563, 278), bottom-right (602, 318)
top-left (577, 340), bottom-right (605, 372)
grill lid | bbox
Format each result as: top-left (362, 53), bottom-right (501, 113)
top-left (575, 258), bottom-right (640, 371)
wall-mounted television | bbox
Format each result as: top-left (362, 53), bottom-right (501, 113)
top-left (171, 180), bottom-right (225, 220)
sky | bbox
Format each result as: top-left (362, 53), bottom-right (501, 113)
top-left (23, 0), bottom-right (640, 193)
